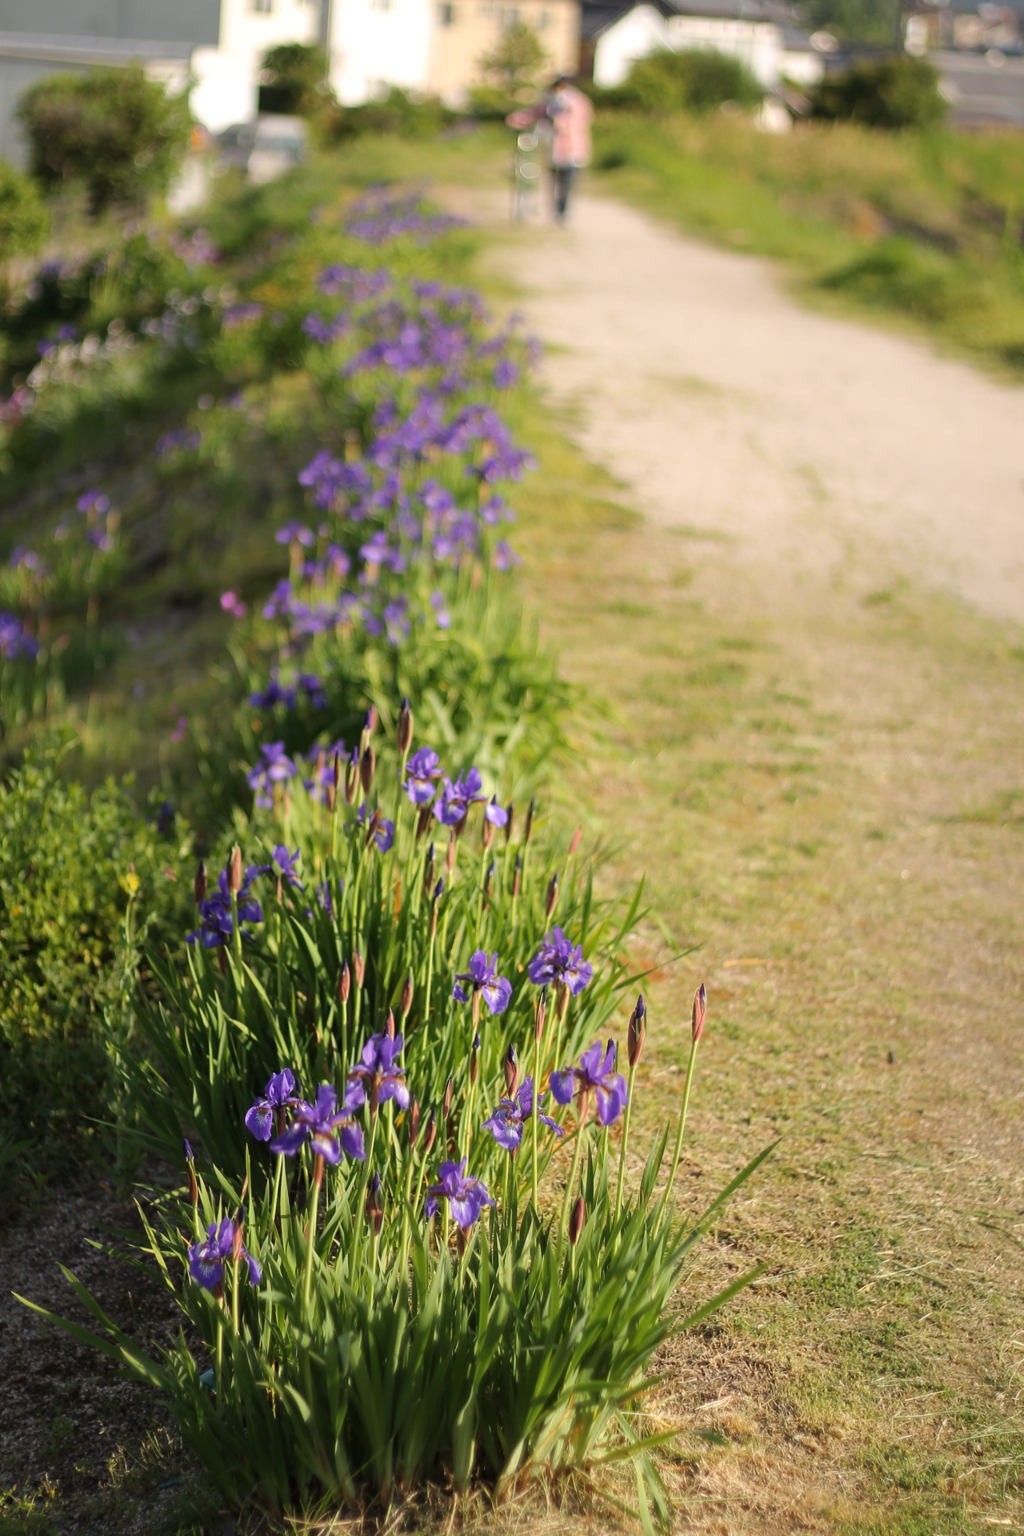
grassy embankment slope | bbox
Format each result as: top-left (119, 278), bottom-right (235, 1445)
top-left (590, 112), bottom-right (1024, 377)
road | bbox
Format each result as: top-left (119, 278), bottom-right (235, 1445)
top-left (487, 193), bottom-right (1024, 625)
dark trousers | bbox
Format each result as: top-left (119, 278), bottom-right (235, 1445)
top-left (553, 165), bottom-right (576, 222)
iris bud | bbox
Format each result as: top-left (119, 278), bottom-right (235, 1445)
top-left (442, 1075), bottom-right (454, 1121)
top-left (513, 852), bottom-right (522, 899)
top-left (423, 1110), bottom-right (437, 1157)
top-left (545, 872), bottom-right (559, 918)
top-left (366, 1173), bottom-right (383, 1235)
top-left (345, 749), bottom-right (359, 805)
top-left (360, 744), bottom-right (376, 795)
top-left (470, 1035), bottom-right (480, 1086)
top-left (400, 974), bottom-right (414, 1018)
top-left (416, 804), bottom-right (432, 842)
top-left (396, 697), bottom-right (413, 755)
top-left (423, 842), bottom-right (436, 896)
top-left (409, 1098), bottom-right (421, 1146)
top-left (524, 797), bottom-right (537, 846)
top-left (483, 859), bottom-right (495, 899)
top-left (184, 1139), bottom-right (198, 1207)
top-left (569, 1196), bottom-right (586, 1245)
top-left (228, 845), bottom-right (243, 895)
top-left (504, 802), bottom-right (514, 843)
top-left (353, 950), bottom-right (365, 988)
top-left (194, 861), bottom-right (207, 905)
top-left (339, 959), bottom-right (351, 1004)
top-left (628, 993), bottom-right (646, 1069)
top-left (364, 705), bottom-right (378, 737)
top-left (385, 1007), bottom-right (396, 1040)
top-left (504, 1043), bottom-right (519, 1097)
top-left (692, 982), bottom-right (707, 1045)
top-left (534, 989), bottom-right (547, 1042)
top-left (568, 826), bottom-right (582, 857)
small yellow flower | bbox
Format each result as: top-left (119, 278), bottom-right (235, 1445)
top-left (120, 871), bottom-right (141, 897)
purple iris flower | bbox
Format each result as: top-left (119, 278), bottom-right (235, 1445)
top-left (550, 1041), bottom-right (628, 1126)
top-left (493, 539), bottom-right (519, 571)
top-left (434, 767), bottom-right (485, 827)
top-left (483, 1077), bottom-right (563, 1151)
top-left (348, 1032), bottom-right (410, 1111)
top-left (527, 928), bottom-right (593, 995)
top-left (275, 521), bottom-right (314, 547)
top-left (250, 678), bottom-right (296, 709)
top-left (272, 846), bottom-right (302, 889)
top-left (430, 590), bottom-right (451, 629)
top-left (425, 1159), bottom-right (495, 1229)
top-left (356, 802), bottom-right (395, 853)
top-left (245, 1068), bottom-right (298, 1141)
top-left (405, 746), bottom-right (442, 805)
top-left (484, 796), bottom-right (508, 827)
top-left (453, 951), bottom-right (512, 1015)
top-left (187, 863), bottom-right (266, 948)
top-left (297, 673), bottom-right (327, 709)
top-left (247, 742), bottom-right (298, 808)
top-left (77, 489), bottom-right (110, 516)
top-left (270, 1082), bottom-right (366, 1163)
top-left (188, 1218), bottom-right (261, 1290)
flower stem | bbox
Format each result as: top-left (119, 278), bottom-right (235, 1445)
top-left (303, 1155), bottom-right (324, 1311)
top-left (615, 1059), bottom-right (638, 1219)
top-left (663, 1036), bottom-right (700, 1214)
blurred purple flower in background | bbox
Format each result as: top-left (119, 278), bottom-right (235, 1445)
top-left (405, 746), bottom-right (442, 804)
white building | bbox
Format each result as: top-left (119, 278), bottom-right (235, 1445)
top-left (582, 0), bottom-right (825, 92)
top-left (0, 0), bottom-right (579, 161)
top-left (0, 0), bottom-right (319, 169)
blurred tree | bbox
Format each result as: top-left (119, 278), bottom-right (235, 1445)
top-left (17, 66), bottom-right (191, 214)
top-left (803, 0), bottom-right (901, 45)
top-left (259, 43), bottom-right (335, 118)
top-left (478, 20), bottom-right (549, 96)
top-left (810, 55), bottom-right (946, 128)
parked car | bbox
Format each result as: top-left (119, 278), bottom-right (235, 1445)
top-left (215, 114), bottom-right (308, 182)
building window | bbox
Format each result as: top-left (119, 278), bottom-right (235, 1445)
top-left (438, 2), bottom-right (456, 22)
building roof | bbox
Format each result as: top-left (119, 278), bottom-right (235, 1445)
top-left (580, 0), bottom-right (674, 37)
top-left (580, 0), bottom-right (803, 34)
top-left (0, 31), bottom-right (193, 63)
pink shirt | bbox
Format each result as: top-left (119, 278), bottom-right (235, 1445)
top-left (548, 86), bottom-right (593, 168)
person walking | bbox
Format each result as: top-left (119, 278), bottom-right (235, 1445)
top-left (547, 75), bottom-right (593, 225)
top-left (508, 76), bottom-right (593, 226)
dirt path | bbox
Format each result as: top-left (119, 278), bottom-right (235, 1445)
top-left (491, 194), bottom-right (1024, 624)
top-left (479, 191), bottom-right (1024, 1532)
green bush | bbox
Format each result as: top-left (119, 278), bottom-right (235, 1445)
top-left (596, 48), bottom-right (763, 113)
top-left (810, 55), bottom-right (946, 129)
top-left (0, 159), bottom-right (48, 262)
top-left (327, 87), bottom-right (455, 142)
top-left (17, 66), bottom-right (192, 213)
top-left (0, 739), bottom-right (187, 1163)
